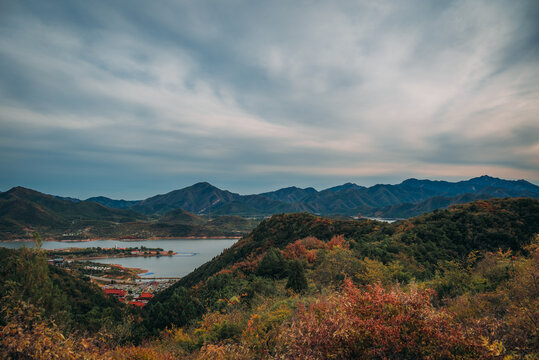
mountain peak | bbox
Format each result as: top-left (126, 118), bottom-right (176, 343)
top-left (189, 182), bottom-right (218, 190)
top-left (466, 175), bottom-right (504, 186)
top-left (401, 178), bottom-right (420, 184)
top-left (5, 186), bottom-right (48, 198)
top-left (192, 181), bottom-right (212, 187)
top-left (132, 182), bottom-right (240, 214)
top-left (471, 175), bottom-right (498, 181)
top-left (7, 186), bottom-right (33, 194)
top-left (324, 182), bottom-right (364, 192)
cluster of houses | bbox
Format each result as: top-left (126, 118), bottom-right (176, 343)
top-left (129, 250), bottom-right (175, 256)
top-left (103, 288), bottom-right (154, 307)
top-left (84, 265), bottom-right (110, 271)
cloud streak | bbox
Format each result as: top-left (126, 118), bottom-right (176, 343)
top-left (1, 0), bottom-right (538, 198)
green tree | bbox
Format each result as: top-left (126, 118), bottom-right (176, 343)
top-left (11, 233), bottom-right (63, 316)
top-left (286, 260), bottom-right (308, 293)
top-left (256, 248), bottom-right (287, 279)
top-left (141, 287), bottom-right (204, 337)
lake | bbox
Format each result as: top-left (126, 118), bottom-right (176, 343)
top-left (0, 239), bottom-right (238, 278)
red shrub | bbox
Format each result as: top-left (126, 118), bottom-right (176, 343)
top-left (282, 242), bottom-right (307, 260)
top-left (300, 236), bottom-right (325, 250)
top-left (276, 279), bottom-right (489, 359)
top-left (305, 250), bottom-right (317, 263)
top-left (326, 234), bottom-right (348, 250)
top-left (231, 260), bottom-right (255, 274)
top-left (283, 237), bottom-right (325, 261)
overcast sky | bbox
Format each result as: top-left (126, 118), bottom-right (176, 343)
top-left (1, 0), bottom-right (538, 199)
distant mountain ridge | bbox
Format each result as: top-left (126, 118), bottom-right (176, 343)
top-left (0, 186), bottom-right (259, 240)
top-left (0, 186), bottom-right (146, 239)
top-left (127, 175), bottom-right (538, 217)
top-left (324, 182), bottom-right (366, 192)
top-left (259, 186), bottom-right (318, 203)
top-left (5, 176), bottom-right (539, 223)
top-left (131, 182), bottom-right (240, 215)
top-left (85, 196), bottom-right (141, 209)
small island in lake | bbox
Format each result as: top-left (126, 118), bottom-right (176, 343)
top-left (45, 245), bottom-right (177, 260)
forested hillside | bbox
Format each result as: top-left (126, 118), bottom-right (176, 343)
top-left (136, 197), bottom-right (538, 358)
top-left (0, 187), bottom-right (259, 240)
top-left (0, 237), bottom-right (129, 336)
top-left (0, 187), bottom-right (145, 239)
top-left (2, 198), bottom-right (538, 359)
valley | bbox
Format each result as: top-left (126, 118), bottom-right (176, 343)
top-left (3, 2), bottom-right (537, 358)
top-left (1, 196), bottom-right (538, 359)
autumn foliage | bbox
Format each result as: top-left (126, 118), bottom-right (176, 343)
top-left (282, 235), bottom-right (343, 263)
top-left (276, 279), bottom-right (488, 359)
top-left (2, 199), bottom-right (538, 359)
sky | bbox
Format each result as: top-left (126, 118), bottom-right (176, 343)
top-left (1, 0), bottom-right (538, 199)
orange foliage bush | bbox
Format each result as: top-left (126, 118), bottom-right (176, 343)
top-left (230, 255), bottom-right (263, 274)
top-left (276, 279), bottom-right (489, 359)
top-left (282, 242), bottom-right (307, 260)
top-left (282, 237), bottom-right (325, 262)
top-left (447, 236), bottom-right (539, 357)
top-left (326, 234), bottom-right (348, 250)
top-left (305, 250), bottom-right (317, 263)
top-left (0, 300), bottom-right (95, 360)
top-left (300, 236), bottom-right (325, 250)
top-left (215, 268), bottom-right (234, 276)
top-left (215, 255), bottom-right (262, 277)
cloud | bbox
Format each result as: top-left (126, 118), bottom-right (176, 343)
top-left (0, 0), bottom-right (538, 198)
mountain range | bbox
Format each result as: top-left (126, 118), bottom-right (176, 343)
top-left (0, 187), bottom-right (258, 240)
top-left (1, 175), bottom-right (538, 240)
top-left (77, 175), bottom-right (539, 217)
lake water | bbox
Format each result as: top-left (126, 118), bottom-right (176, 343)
top-left (0, 239), bottom-right (237, 278)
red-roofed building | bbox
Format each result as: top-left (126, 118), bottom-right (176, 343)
top-left (137, 292), bottom-right (154, 301)
top-left (129, 301), bottom-right (146, 308)
top-left (104, 288), bottom-right (127, 298)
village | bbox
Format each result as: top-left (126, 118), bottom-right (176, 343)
top-left (46, 246), bottom-right (179, 307)
top-left (101, 280), bottom-right (176, 308)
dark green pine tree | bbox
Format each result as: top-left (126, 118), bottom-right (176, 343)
top-left (256, 247), bottom-right (287, 279)
top-left (286, 260), bottom-right (308, 293)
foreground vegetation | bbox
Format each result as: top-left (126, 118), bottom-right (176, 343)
top-left (1, 198), bottom-right (538, 359)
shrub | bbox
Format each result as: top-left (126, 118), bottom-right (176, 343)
top-left (286, 260), bottom-right (308, 293)
top-left (256, 248), bottom-right (287, 279)
top-left (276, 279), bottom-right (488, 359)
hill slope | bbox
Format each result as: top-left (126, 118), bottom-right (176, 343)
top-left (146, 197), bottom-right (539, 332)
top-left (0, 187), bottom-right (146, 239)
top-left (0, 246), bottom-right (126, 334)
top-left (0, 187), bottom-right (260, 240)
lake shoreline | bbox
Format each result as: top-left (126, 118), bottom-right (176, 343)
top-left (0, 235), bottom-right (243, 243)
top-left (1, 238), bottom-right (238, 278)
